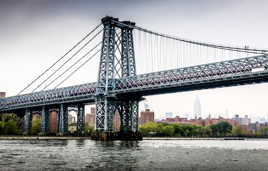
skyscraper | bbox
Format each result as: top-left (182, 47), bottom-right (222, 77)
top-left (194, 96), bottom-right (201, 119)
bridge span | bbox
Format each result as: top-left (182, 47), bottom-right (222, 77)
top-left (0, 16), bottom-right (267, 140)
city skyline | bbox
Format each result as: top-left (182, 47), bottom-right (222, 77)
top-left (1, 0), bottom-right (268, 120)
top-left (142, 96), bottom-right (268, 123)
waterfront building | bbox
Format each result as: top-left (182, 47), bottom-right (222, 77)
top-left (140, 109), bottom-right (155, 125)
top-left (49, 111), bottom-right (59, 134)
top-left (85, 107), bottom-right (96, 125)
top-left (114, 110), bottom-right (120, 131)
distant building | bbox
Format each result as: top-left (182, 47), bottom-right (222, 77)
top-left (85, 107), bottom-right (121, 130)
top-left (85, 113), bottom-right (95, 125)
top-left (160, 115), bottom-right (238, 127)
top-left (140, 109), bottom-right (154, 125)
top-left (50, 111), bottom-right (59, 134)
top-left (32, 114), bottom-right (41, 120)
top-left (248, 122), bottom-right (260, 134)
top-left (114, 110), bottom-right (120, 131)
top-left (144, 103), bottom-right (149, 110)
top-left (85, 107), bottom-right (96, 125)
top-left (90, 107), bottom-right (96, 115)
top-left (68, 114), bottom-right (76, 124)
top-left (164, 116), bottom-right (187, 123)
top-left (165, 112), bottom-right (173, 119)
top-left (0, 92), bottom-right (6, 98)
top-left (194, 96), bottom-right (201, 119)
top-left (232, 115), bottom-right (251, 126)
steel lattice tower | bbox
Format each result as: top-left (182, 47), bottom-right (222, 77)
top-left (95, 16), bottom-right (140, 133)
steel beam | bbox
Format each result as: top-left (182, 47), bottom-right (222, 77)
top-left (24, 108), bottom-right (32, 135)
top-left (77, 104), bottom-right (85, 136)
top-left (117, 100), bottom-right (139, 132)
top-left (59, 104), bottom-right (68, 135)
top-left (41, 106), bottom-right (50, 134)
top-left (95, 97), bottom-right (116, 131)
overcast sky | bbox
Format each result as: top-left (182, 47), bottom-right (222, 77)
top-left (1, 0), bottom-right (268, 121)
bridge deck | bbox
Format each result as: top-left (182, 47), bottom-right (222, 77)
top-left (0, 54), bottom-right (267, 111)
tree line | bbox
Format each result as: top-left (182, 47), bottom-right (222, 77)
top-left (140, 122), bottom-right (268, 138)
top-left (1, 113), bottom-right (268, 137)
top-left (0, 113), bottom-right (95, 136)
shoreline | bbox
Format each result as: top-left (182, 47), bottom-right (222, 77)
top-left (0, 136), bottom-right (267, 140)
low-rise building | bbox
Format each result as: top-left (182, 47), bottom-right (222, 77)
top-left (161, 115), bottom-right (238, 127)
top-left (50, 111), bottom-right (59, 134)
top-left (140, 109), bottom-right (154, 125)
top-left (85, 107), bottom-right (96, 125)
top-left (248, 122), bottom-right (260, 134)
top-left (0, 92), bottom-right (6, 98)
top-left (232, 115), bottom-right (251, 126)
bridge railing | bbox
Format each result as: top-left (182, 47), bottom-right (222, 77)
top-left (114, 54), bottom-right (268, 92)
top-left (0, 82), bottom-right (98, 111)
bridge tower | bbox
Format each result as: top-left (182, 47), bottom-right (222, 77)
top-left (93, 16), bottom-right (142, 140)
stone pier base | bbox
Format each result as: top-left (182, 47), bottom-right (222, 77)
top-left (91, 131), bottom-right (143, 141)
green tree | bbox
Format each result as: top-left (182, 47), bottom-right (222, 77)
top-left (161, 125), bottom-right (174, 136)
top-left (85, 124), bottom-right (94, 135)
top-left (232, 125), bottom-right (248, 137)
top-left (171, 123), bottom-right (183, 137)
top-left (204, 126), bottom-right (212, 137)
top-left (210, 122), bottom-right (232, 137)
top-left (4, 120), bottom-right (18, 135)
top-left (0, 121), bottom-right (4, 135)
top-left (257, 127), bottom-right (268, 137)
top-left (31, 118), bottom-right (42, 135)
top-left (0, 113), bottom-right (24, 135)
top-left (140, 122), bottom-right (159, 136)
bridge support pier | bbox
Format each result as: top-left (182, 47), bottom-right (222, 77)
top-left (92, 98), bottom-right (142, 141)
top-left (92, 16), bottom-right (142, 140)
top-left (58, 104), bottom-right (68, 136)
top-left (41, 106), bottom-right (50, 135)
top-left (24, 108), bottom-right (32, 135)
top-left (95, 97), bottom-right (116, 132)
top-left (77, 104), bottom-right (85, 136)
top-left (118, 100), bottom-right (139, 132)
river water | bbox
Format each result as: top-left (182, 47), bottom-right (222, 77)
top-left (0, 139), bottom-right (268, 171)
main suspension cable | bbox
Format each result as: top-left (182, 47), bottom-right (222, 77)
top-left (54, 49), bottom-right (101, 89)
top-left (42, 42), bottom-right (102, 90)
top-left (31, 28), bottom-right (103, 93)
top-left (113, 20), bottom-right (268, 54)
top-left (17, 23), bottom-right (102, 95)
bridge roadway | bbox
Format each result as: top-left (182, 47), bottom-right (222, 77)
top-left (0, 54), bottom-right (268, 112)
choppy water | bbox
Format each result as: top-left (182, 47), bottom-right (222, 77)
top-left (0, 139), bottom-right (268, 171)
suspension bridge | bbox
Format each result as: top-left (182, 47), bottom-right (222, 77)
top-left (0, 16), bottom-right (267, 140)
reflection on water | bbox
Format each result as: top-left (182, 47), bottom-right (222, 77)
top-left (0, 139), bottom-right (268, 170)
